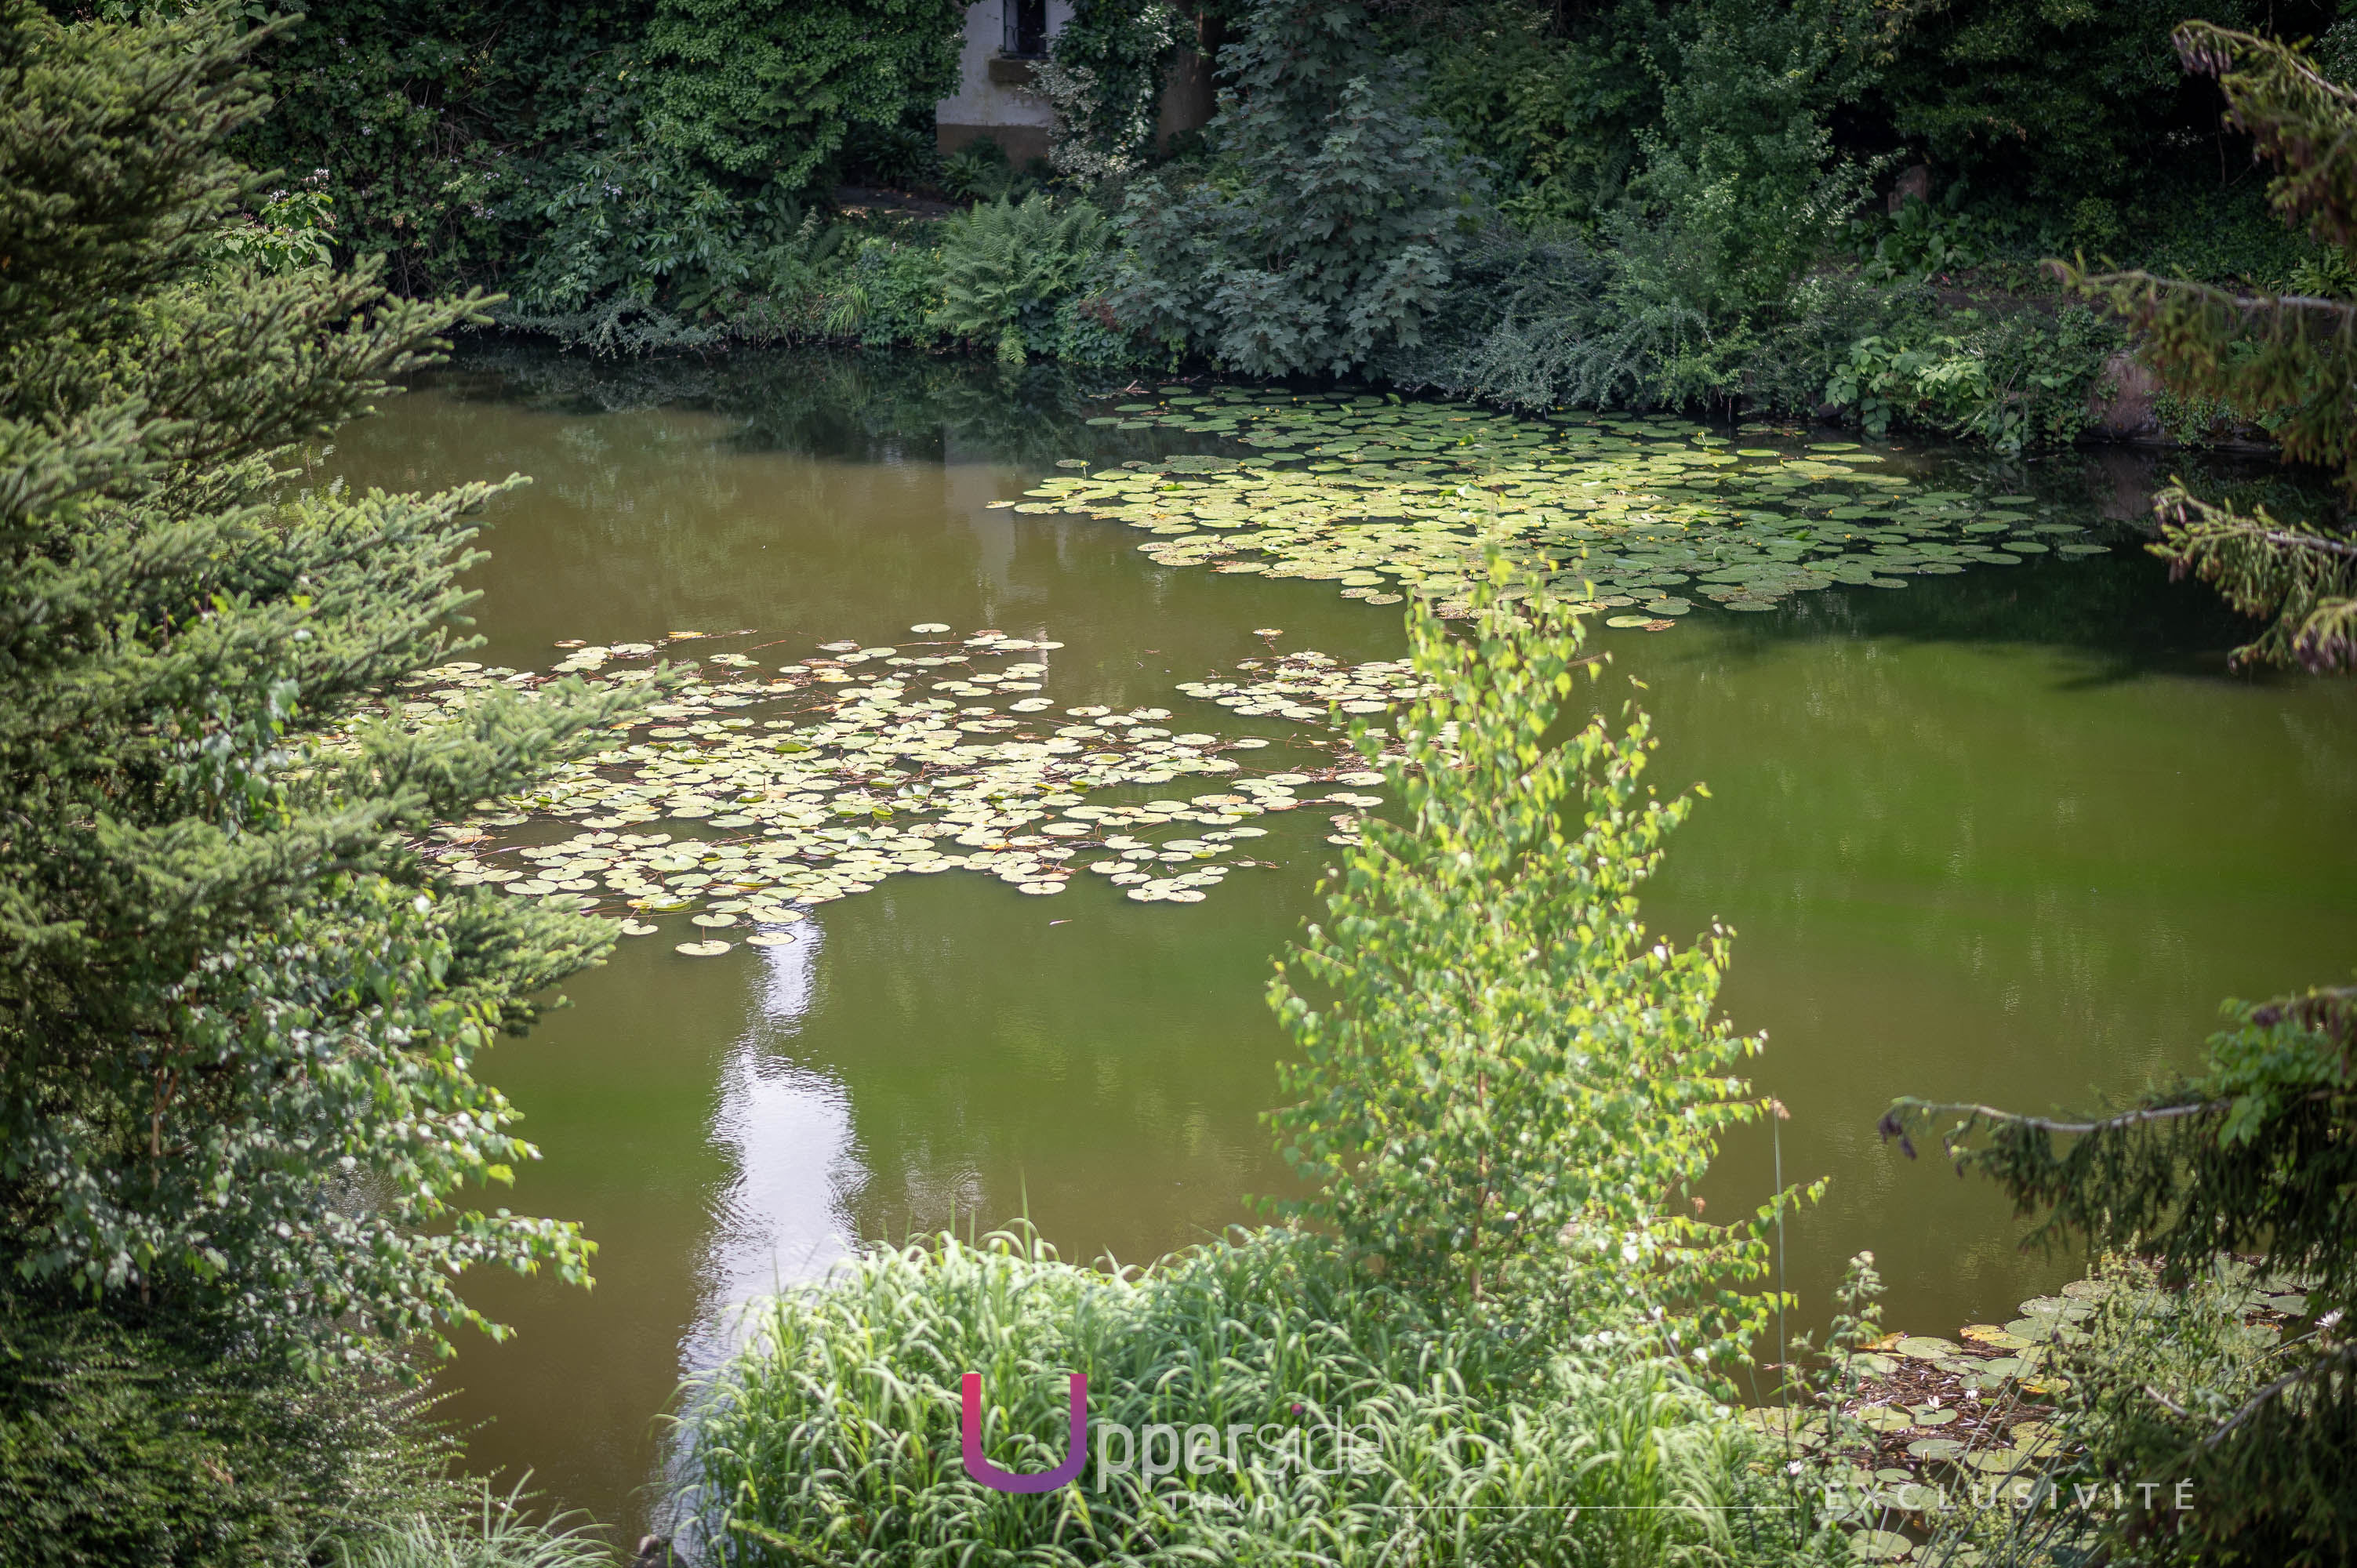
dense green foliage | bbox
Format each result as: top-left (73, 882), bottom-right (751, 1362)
top-left (641, 0), bottom-right (960, 191)
top-left (2067, 24), bottom-right (2357, 670)
top-left (1820, 302), bottom-right (2123, 450)
top-left (1884, 985), bottom-right (2355, 1561)
top-left (207, 0), bottom-right (2352, 438)
top-left (1113, 0), bottom-right (1483, 375)
top-left (0, 1292), bottom-right (461, 1567)
top-left (0, 0), bottom-right (632, 1363)
top-left (933, 194), bottom-right (1111, 363)
top-left (1266, 574), bottom-right (1804, 1350)
top-left (233, 0), bottom-right (961, 317)
top-left (1032, 0), bottom-right (1189, 180)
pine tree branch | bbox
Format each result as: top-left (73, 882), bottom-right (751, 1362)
top-left (2195, 1338), bottom-right (2357, 1456)
top-left (1880, 1096), bottom-right (2241, 1142)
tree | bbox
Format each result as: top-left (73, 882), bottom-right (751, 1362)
top-left (1264, 568), bottom-right (1810, 1368)
top-left (2062, 23), bottom-right (2357, 673)
top-left (0, 1), bottom-right (645, 1367)
top-left (1110, 0), bottom-right (1484, 376)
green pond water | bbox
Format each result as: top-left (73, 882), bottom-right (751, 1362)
top-left (325, 350), bottom-right (2357, 1541)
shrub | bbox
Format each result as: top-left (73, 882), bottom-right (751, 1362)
top-left (1408, 0), bottom-right (1662, 230)
top-left (0, 1293), bottom-right (459, 1568)
top-left (641, 0), bottom-right (964, 197)
top-left (1111, 0), bottom-right (1485, 376)
top-left (934, 194), bottom-right (1112, 363)
top-left (1030, 0), bottom-right (1188, 183)
top-left (1266, 570), bottom-right (1810, 1350)
top-left (1820, 304), bottom-right (2123, 451)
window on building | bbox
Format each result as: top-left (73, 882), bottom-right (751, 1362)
top-left (1003, 0), bottom-right (1048, 58)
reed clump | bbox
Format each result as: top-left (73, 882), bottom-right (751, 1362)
top-left (677, 1224), bottom-right (1832, 1566)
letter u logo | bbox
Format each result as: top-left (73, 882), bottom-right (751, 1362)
top-left (961, 1372), bottom-right (1088, 1493)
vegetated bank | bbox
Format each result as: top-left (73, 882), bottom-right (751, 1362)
top-left (6, 2), bottom-right (2350, 1565)
top-left (227, 0), bottom-right (2355, 461)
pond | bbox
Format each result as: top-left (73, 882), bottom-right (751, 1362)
top-left (325, 350), bottom-right (2357, 1542)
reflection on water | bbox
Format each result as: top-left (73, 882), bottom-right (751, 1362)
top-left (685, 928), bottom-right (861, 1375)
top-left (318, 347), bottom-right (2357, 1542)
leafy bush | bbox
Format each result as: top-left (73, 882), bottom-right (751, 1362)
top-left (0, 1293), bottom-right (460, 1568)
top-left (1267, 572), bottom-right (1807, 1345)
top-left (1821, 304), bottom-right (2122, 450)
top-left (500, 132), bottom-right (855, 325)
top-left (235, 0), bottom-right (961, 311)
top-left (234, 0), bottom-right (641, 296)
top-left (934, 194), bottom-right (1110, 362)
top-left (1868, 0), bottom-right (2317, 213)
top-left (641, 0), bottom-right (963, 195)
top-left (1030, 0), bottom-right (1188, 183)
top-left (1409, 0), bottom-right (1662, 230)
top-left (215, 172), bottom-right (339, 275)
top-left (1112, 0), bottom-right (1485, 376)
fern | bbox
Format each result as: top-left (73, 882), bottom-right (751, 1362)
top-left (933, 194), bottom-right (1109, 363)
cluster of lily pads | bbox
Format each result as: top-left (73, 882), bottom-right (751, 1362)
top-left (1005, 388), bottom-right (2110, 626)
top-left (405, 628), bottom-right (1431, 956)
top-left (1752, 1272), bottom-right (2316, 1563)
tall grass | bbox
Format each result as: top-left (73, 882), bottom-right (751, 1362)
top-left (329, 1480), bottom-right (619, 1568)
top-left (676, 1225), bottom-right (1836, 1566)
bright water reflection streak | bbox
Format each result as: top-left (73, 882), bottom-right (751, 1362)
top-left (685, 926), bottom-right (862, 1379)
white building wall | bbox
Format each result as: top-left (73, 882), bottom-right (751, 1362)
top-left (935, 0), bottom-right (1073, 163)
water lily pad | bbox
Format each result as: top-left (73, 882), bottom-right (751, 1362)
top-left (674, 940), bottom-right (733, 956)
top-left (1848, 1529), bottom-right (1913, 1561)
top-left (1959, 1325), bottom-right (2029, 1349)
top-left (1894, 1337), bottom-right (1961, 1359)
top-left (1905, 1438), bottom-right (1963, 1461)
